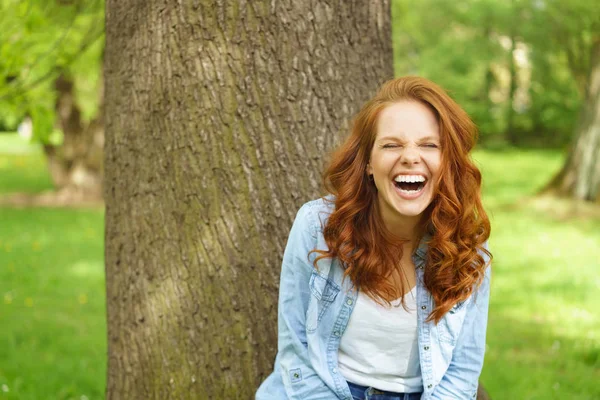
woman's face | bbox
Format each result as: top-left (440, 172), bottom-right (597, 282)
top-left (367, 101), bottom-right (442, 232)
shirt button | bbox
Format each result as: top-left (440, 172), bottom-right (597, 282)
top-left (421, 305), bottom-right (427, 310)
top-left (334, 331), bottom-right (341, 337)
top-left (424, 346), bottom-right (430, 350)
top-left (332, 368), bottom-right (337, 374)
top-left (346, 299), bottom-right (353, 305)
top-left (427, 384), bottom-right (432, 389)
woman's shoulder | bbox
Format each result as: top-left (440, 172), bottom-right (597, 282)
top-left (300, 195), bottom-right (336, 214)
top-left (293, 196), bottom-right (336, 238)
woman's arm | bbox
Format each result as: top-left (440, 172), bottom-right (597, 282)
top-left (431, 250), bottom-right (492, 400)
top-left (274, 203), bottom-right (339, 399)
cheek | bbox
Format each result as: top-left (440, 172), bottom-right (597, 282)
top-left (425, 154), bottom-right (442, 177)
top-left (370, 153), bottom-right (395, 175)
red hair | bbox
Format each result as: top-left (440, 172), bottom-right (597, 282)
top-left (314, 76), bottom-right (491, 323)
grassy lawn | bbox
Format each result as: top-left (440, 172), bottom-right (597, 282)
top-left (0, 133), bottom-right (598, 399)
top-left (0, 134), bottom-right (54, 194)
top-left (475, 148), bottom-right (600, 399)
top-left (0, 134), bottom-right (106, 400)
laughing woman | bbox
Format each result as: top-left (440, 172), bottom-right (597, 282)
top-left (256, 76), bottom-right (492, 400)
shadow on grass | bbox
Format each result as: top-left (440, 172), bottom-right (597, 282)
top-left (497, 195), bottom-right (600, 223)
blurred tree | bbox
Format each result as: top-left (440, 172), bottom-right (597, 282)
top-left (44, 72), bottom-right (104, 199)
top-left (0, 0), bottom-right (104, 199)
top-left (392, 0), bottom-right (515, 141)
top-left (104, 1), bottom-right (393, 398)
top-left (544, 38), bottom-right (600, 202)
top-left (517, 0), bottom-right (598, 147)
top-left (505, 0), bottom-right (519, 146)
top-left (391, 0), bottom-right (597, 148)
top-left (529, 0), bottom-right (600, 201)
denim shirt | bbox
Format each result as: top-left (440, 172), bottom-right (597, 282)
top-left (256, 198), bottom-right (492, 400)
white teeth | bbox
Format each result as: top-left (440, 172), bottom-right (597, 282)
top-left (393, 175), bottom-right (426, 183)
top-left (399, 188), bottom-right (420, 193)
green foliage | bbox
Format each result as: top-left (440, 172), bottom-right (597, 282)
top-left (0, 0), bottom-right (104, 141)
top-left (392, 0), bottom-right (600, 147)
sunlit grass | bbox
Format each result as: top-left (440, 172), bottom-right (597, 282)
top-left (0, 133), bottom-right (41, 154)
top-left (0, 133), bottom-right (54, 194)
top-left (0, 207), bottom-right (106, 400)
top-left (474, 148), bottom-right (565, 207)
top-left (475, 148), bottom-right (600, 400)
top-left (0, 137), bottom-right (105, 400)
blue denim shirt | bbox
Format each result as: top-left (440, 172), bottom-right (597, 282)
top-left (256, 198), bottom-right (491, 400)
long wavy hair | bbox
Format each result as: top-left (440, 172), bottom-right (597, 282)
top-left (314, 76), bottom-right (491, 323)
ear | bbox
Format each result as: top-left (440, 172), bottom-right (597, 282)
top-left (366, 163), bottom-right (373, 176)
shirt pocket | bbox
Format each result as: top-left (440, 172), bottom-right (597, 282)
top-left (305, 271), bottom-right (340, 333)
top-left (437, 299), bottom-right (469, 345)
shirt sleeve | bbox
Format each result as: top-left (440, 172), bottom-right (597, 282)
top-left (431, 244), bottom-right (492, 400)
top-left (275, 203), bottom-right (339, 399)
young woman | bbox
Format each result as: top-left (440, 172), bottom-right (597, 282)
top-left (256, 76), bottom-right (492, 400)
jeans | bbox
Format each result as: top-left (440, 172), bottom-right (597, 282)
top-left (347, 381), bottom-right (423, 400)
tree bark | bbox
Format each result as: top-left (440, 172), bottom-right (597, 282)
top-left (544, 38), bottom-right (600, 202)
top-left (44, 74), bottom-right (104, 200)
top-left (104, 1), bottom-right (393, 398)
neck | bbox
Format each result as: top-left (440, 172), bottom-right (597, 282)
top-left (376, 200), bottom-right (422, 244)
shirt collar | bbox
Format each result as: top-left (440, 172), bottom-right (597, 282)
top-left (414, 232), bottom-right (431, 262)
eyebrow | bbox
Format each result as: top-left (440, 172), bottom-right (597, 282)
top-left (377, 135), bottom-right (440, 142)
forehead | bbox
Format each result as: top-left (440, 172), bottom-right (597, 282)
top-left (376, 101), bottom-right (439, 139)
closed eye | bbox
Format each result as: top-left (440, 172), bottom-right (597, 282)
top-left (382, 143), bottom-right (400, 149)
top-left (422, 143), bottom-right (439, 148)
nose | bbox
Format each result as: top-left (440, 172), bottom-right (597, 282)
top-left (400, 145), bottom-right (420, 165)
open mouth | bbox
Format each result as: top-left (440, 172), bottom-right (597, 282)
top-left (393, 175), bottom-right (427, 194)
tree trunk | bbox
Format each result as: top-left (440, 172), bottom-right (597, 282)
top-left (44, 74), bottom-right (104, 201)
top-left (544, 38), bottom-right (600, 202)
top-left (104, 1), bottom-right (393, 398)
top-left (505, 22), bottom-right (518, 146)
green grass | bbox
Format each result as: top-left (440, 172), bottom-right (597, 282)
top-left (0, 134), bottom-right (598, 399)
top-left (0, 133), bottom-right (54, 194)
top-left (0, 134), bottom-right (105, 400)
top-left (475, 148), bottom-right (565, 207)
top-left (0, 208), bottom-right (105, 400)
top-left (475, 148), bottom-right (600, 399)
top-left (0, 133), bottom-right (42, 155)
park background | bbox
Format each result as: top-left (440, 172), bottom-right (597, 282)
top-left (0, 0), bottom-right (598, 399)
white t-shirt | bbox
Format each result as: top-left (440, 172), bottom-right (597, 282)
top-left (337, 286), bottom-right (423, 393)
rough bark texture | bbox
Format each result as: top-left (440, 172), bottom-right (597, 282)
top-left (44, 74), bottom-right (104, 200)
top-left (104, 1), bottom-right (393, 398)
top-left (545, 38), bottom-right (600, 202)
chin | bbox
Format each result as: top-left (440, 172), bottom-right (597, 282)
top-left (393, 204), bottom-right (429, 218)
top-left (390, 193), bottom-right (434, 218)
